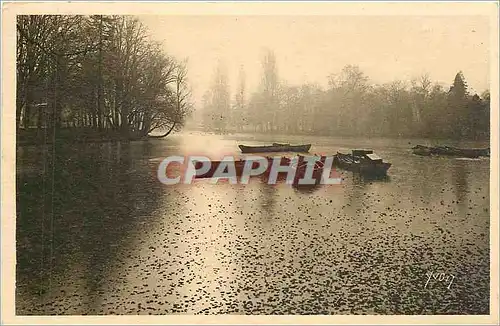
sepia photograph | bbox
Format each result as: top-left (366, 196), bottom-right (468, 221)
top-left (1, 1), bottom-right (499, 325)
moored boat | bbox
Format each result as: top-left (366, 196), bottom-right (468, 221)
top-left (412, 145), bottom-right (489, 158)
top-left (194, 155), bottom-right (326, 180)
top-left (193, 159), bottom-right (259, 178)
top-left (294, 155), bottom-right (326, 183)
top-left (238, 143), bottom-right (311, 153)
top-left (333, 150), bottom-right (391, 176)
top-left (459, 147), bottom-right (490, 158)
top-left (193, 156), bottom-right (288, 179)
top-left (412, 145), bottom-right (433, 156)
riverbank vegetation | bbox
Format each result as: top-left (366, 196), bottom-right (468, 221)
top-left (202, 49), bottom-right (490, 140)
top-left (17, 15), bottom-right (192, 145)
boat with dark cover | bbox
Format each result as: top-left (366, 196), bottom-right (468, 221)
top-left (333, 149), bottom-right (391, 176)
top-left (412, 145), bottom-right (489, 158)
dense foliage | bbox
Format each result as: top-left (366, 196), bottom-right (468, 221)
top-left (17, 15), bottom-right (192, 142)
top-left (202, 50), bottom-right (490, 140)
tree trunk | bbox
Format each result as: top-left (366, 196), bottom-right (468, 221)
top-left (148, 122), bottom-right (176, 139)
top-left (97, 15), bottom-right (103, 130)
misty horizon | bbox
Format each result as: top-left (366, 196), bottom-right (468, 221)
top-left (139, 15), bottom-right (490, 108)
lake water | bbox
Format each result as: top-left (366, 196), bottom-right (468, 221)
top-left (16, 132), bottom-right (490, 315)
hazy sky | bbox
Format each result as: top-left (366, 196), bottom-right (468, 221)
top-left (139, 15), bottom-right (490, 106)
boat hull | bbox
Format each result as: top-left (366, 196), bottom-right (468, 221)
top-left (239, 144), bottom-right (311, 153)
top-left (194, 155), bottom-right (325, 182)
top-left (333, 153), bottom-right (391, 175)
top-left (412, 145), bottom-right (489, 158)
top-left (194, 157), bottom-right (287, 179)
top-left (294, 155), bottom-right (325, 183)
top-left (193, 160), bottom-right (252, 178)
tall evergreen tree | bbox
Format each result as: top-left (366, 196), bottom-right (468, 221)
top-left (448, 71), bottom-right (469, 137)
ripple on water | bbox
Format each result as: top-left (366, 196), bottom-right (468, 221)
top-left (15, 137), bottom-right (490, 315)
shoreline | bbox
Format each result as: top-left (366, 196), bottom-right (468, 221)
top-left (15, 129), bottom-right (491, 148)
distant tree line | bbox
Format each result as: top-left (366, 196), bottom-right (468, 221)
top-left (17, 15), bottom-right (192, 143)
top-left (202, 49), bottom-right (489, 140)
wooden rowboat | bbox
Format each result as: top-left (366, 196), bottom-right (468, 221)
top-left (193, 155), bottom-right (325, 181)
top-left (294, 155), bottom-right (325, 182)
top-left (238, 143), bottom-right (311, 153)
top-left (193, 159), bottom-right (263, 178)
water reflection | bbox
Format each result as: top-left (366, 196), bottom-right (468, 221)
top-left (352, 172), bottom-right (391, 185)
top-left (292, 183), bottom-right (323, 194)
top-left (16, 134), bottom-right (491, 315)
top-left (16, 141), bottom-right (167, 314)
top-left (258, 183), bottom-right (278, 220)
top-left (451, 161), bottom-right (468, 205)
